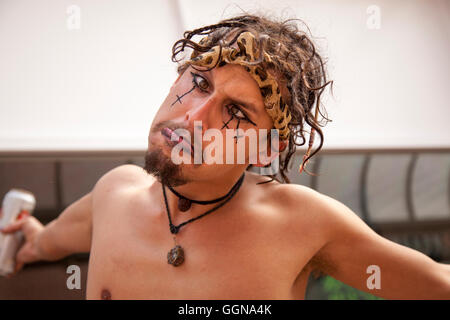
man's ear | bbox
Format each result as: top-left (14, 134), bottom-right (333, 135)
top-left (279, 139), bottom-right (288, 152)
top-left (254, 139), bottom-right (288, 167)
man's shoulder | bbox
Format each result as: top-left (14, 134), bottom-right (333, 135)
top-left (260, 181), bottom-right (365, 276)
top-left (247, 178), bottom-right (341, 271)
top-left (93, 164), bottom-right (154, 195)
top-left (244, 175), bottom-right (323, 226)
top-left (261, 179), bottom-right (350, 217)
top-left (268, 181), bottom-right (359, 231)
top-left (251, 176), bottom-right (324, 212)
top-left (251, 178), bottom-right (352, 240)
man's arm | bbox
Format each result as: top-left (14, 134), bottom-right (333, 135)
top-left (38, 192), bottom-right (93, 259)
top-left (0, 164), bottom-right (142, 275)
top-left (307, 190), bottom-right (450, 299)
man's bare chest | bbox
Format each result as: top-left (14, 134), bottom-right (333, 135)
top-left (87, 234), bottom-right (298, 299)
top-left (85, 185), bottom-right (317, 299)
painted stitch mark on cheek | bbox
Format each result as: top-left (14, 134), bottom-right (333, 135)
top-left (170, 86), bottom-right (196, 107)
top-left (233, 119), bottom-right (243, 144)
top-left (222, 110), bottom-right (254, 144)
top-left (101, 288), bottom-right (112, 300)
top-left (221, 115), bottom-right (233, 130)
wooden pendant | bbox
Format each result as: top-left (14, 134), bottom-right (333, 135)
top-left (178, 198), bottom-right (191, 212)
top-left (167, 245), bottom-right (185, 266)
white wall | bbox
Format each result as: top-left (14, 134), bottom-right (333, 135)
top-left (0, 0), bottom-right (449, 151)
top-left (178, 0), bottom-right (450, 149)
top-left (0, 0), bottom-right (182, 151)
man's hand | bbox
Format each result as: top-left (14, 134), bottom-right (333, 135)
top-left (0, 210), bottom-right (45, 276)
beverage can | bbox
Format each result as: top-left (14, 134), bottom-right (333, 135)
top-left (0, 189), bottom-right (36, 276)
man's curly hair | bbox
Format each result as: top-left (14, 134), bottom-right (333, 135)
top-left (171, 14), bottom-right (333, 184)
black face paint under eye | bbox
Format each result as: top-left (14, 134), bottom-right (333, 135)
top-left (233, 119), bottom-right (244, 143)
top-left (222, 115), bottom-right (243, 143)
top-left (221, 106), bottom-right (257, 144)
top-left (221, 114), bottom-right (233, 129)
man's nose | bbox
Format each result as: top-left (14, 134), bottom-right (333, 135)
top-left (184, 97), bottom-right (217, 129)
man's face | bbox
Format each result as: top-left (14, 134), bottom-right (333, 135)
top-left (144, 63), bottom-right (275, 186)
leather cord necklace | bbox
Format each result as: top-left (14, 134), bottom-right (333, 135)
top-left (162, 173), bottom-right (245, 267)
top-left (167, 182), bottom-right (238, 212)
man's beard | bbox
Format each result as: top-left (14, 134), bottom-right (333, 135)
top-left (143, 148), bottom-right (189, 187)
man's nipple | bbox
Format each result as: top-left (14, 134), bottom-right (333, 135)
top-left (101, 289), bottom-right (112, 300)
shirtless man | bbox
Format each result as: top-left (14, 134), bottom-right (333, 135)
top-left (2, 14), bottom-right (449, 300)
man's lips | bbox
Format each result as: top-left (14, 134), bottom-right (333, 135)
top-left (161, 127), bottom-right (194, 154)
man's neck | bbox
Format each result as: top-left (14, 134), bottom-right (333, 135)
top-left (163, 168), bottom-right (246, 217)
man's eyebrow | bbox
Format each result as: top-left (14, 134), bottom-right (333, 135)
top-left (229, 97), bottom-right (259, 115)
